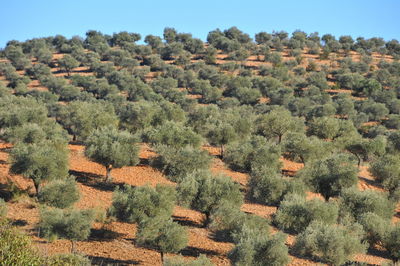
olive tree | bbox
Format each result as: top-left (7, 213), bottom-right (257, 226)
top-left (228, 227), bottom-right (289, 266)
top-left (293, 222), bottom-right (367, 266)
top-left (256, 108), bottom-right (304, 143)
top-left (58, 55), bottom-right (79, 76)
top-left (56, 101), bottom-right (118, 141)
top-left (384, 224), bottom-right (400, 262)
top-left (9, 140), bottom-right (69, 195)
top-left (108, 184), bottom-right (176, 223)
top-left (249, 166), bottom-right (306, 206)
top-left (151, 145), bottom-right (211, 182)
top-left (38, 177), bottom-right (80, 209)
top-left (177, 170), bottom-right (243, 227)
top-left (370, 154), bottom-right (400, 199)
top-left (224, 136), bottom-right (282, 173)
top-left (39, 208), bottom-right (95, 253)
top-left (144, 121), bottom-right (203, 149)
top-left (84, 126), bottom-right (140, 182)
top-left (136, 216), bottom-right (188, 263)
top-left (297, 153), bottom-right (358, 200)
top-left (206, 122), bottom-right (237, 158)
top-left (274, 194), bottom-right (339, 233)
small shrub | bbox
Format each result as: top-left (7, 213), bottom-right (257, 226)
top-left (164, 254), bottom-right (214, 266)
top-left (46, 253), bottom-right (90, 266)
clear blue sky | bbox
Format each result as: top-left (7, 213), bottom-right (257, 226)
top-left (1, 0), bottom-right (399, 48)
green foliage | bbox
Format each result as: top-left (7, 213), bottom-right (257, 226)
top-left (228, 227), bottom-right (290, 266)
top-left (370, 154), bottom-right (400, 198)
top-left (38, 177), bottom-right (80, 209)
top-left (383, 224), bottom-right (400, 262)
top-left (85, 126), bottom-right (139, 181)
top-left (293, 222), bottom-right (367, 266)
top-left (256, 107), bottom-right (304, 143)
top-left (109, 184), bottom-right (176, 223)
top-left (39, 208), bottom-right (95, 244)
top-left (308, 116), bottom-right (356, 140)
top-left (145, 121), bottom-right (203, 148)
top-left (0, 220), bottom-right (43, 266)
top-left (151, 145), bottom-right (211, 182)
top-left (224, 136), bottom-right (282, 172)
top-left (209, 201), bottom-right (270, 242)
top-left (282, 132), bottom-right (332, 164)
top-left (249, 167), bottom-right (306, 206)
top-left (0, 95), bottom-right (48, 131)
top-left (339, 187), bottom-right (395, 220)
top-left (57, 100), bottom-right (118, 141)
top-left (358, 212), bottom-right (390, 246)
top-left (58, 55), bottom-right (80, 76)
top-left (274, 194), bottom-right (339, 233)
top-left (164, 254), bottom-right (214, 266)
top-left (3, 121), bottom-right (67, 144)
top-left (297, 153), bottom-right (358, 199)
top-left (136, 216), bottom-right (188, 260)
top-left (9, 140), bottom-right (69, 194)
top-left (177, 170), bottom-right (243, 224)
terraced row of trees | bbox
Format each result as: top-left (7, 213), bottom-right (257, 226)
top-left (0, 27), bottom-right (400, 265)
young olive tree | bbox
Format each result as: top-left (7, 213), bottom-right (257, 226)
top-left (38, 177), bottom-right (80, 209)
top-left (297, 153), bottom-right (358, 200)
top-left (228, 227), bottom-right (290, 266)
top-left (274, 194), bottom-right (339, 233)
top-left (39, 208), bottom-right (95, 253)
top-left (293, 222), bottom-right (367, 266)
top-left (9, 140), bottom-right (69, 195)
top-left (58, 55), bottom-right (79, 76)
top-left (177, 170), bottom-right (243, 227)
top-left (84, 126), bottom-right (140, 182)
top-left (108, 184), bottom-right (176, 223)
top-left (151, 145), bottom-right (211, 182)
top-left (136, 216), bottom-right (188, 263)
top-left (256, 108), bottom-right (304, 143)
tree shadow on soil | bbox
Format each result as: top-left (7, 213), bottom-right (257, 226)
top-left (0, 147), bottom-right (11, 152)
top-left (69, 170), bottom-right (125, 192)
top-left (180, 246), bottom-right (220, 257)
top-left (172, 215), bottom-right (203, 228)
top-left (358, 176), bottom-right (383, 190)
top-left (89, 256), bottom-right (140, 265)
top-left (89, 228), bottom-right (125, 242)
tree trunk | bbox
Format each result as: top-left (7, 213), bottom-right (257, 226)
top-left (220, 144), bottom-right (225, 159)
top-left (105, 165), bottom-right (113, 182)
top-left (278, 134), bottom-right (282, 144)
top-left (71, 240), bottom-right (75, 253)
top-left (33, 181), bottom-right (41, 196)
top-left (203, 211), bottom-right (211, 228)
top-left (357, 155), bottom-right (362, 169)
top-left (160, 251), bottom-right (164, 264)
top-left (300, 156), bottom-right (305, 166)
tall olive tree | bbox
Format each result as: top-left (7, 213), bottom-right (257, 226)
top-left (84, 126), bottom-right (140, 182)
